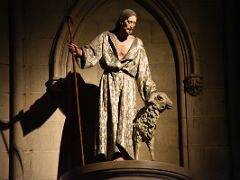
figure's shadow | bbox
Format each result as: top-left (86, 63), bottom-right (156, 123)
top-left (0, 72), bottom-right (99, 179)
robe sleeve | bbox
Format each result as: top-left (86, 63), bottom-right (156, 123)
top-left (76, 33), bottom-right (105, 68)
top-left (136, 46), bottom-right (158, 103)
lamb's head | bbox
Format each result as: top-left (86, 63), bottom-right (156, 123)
top-left (148, 92), bottom-right (173, 111)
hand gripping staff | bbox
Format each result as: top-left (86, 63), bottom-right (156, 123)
top-left (67, 16), bottom-right (85, 166)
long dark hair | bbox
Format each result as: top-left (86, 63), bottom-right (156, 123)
top-left (113, 9), bottom-right (137, 32)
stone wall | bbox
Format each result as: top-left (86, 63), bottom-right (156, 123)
top-left (0, 0), bottom-right (236, 180)
top-left (174, 1), bottom-right (231, 179)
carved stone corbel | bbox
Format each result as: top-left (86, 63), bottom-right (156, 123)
top-left (183, 74), bottom-right (203, 96)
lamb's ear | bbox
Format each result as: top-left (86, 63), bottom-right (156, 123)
top-left (147, 92), bottom-right (159, 103)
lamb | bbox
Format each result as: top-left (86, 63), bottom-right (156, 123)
top-left (133, 92), bottom-right (172, 160)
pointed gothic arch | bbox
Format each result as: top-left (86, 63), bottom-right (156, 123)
top-left (48, 0), bottom-right (202, 169)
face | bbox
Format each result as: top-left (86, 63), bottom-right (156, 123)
top-left (122, 16), bottom-right (137, 35)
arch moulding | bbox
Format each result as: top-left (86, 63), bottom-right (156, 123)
top-left (48, 0), bottom-right (202, 169)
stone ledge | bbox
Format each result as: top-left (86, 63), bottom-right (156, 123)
top-left (60, 160), bottom-right (193, 180)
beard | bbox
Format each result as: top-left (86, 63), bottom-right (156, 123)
top-left (125, 27), bottom-right (134, 35)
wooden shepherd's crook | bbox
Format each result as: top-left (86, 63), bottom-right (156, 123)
top-left (67, 16), bottom-right (85, 166)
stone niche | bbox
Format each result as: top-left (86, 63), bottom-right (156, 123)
top-left (51, 0), bottom-right (201, 179)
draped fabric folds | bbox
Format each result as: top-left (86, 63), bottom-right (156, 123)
top-left (77, 31), bottom-right (157, 160)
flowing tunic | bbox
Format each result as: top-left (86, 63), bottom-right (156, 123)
top-left (78, 31), bottom-right (157, 160)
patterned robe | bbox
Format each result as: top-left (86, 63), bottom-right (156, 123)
top-left (77, 31), bottom-right (157, 160)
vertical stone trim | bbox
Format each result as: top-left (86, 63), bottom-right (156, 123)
top-left (8, 0), bottom-right (25, 179)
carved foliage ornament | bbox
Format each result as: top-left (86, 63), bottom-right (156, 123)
top-left (184, 74), bottom-right (203, 96)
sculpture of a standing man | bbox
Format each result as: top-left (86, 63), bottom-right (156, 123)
top-left (68, 9), bottom-right (172, 161)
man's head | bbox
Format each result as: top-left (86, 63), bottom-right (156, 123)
top-left (115, 9), bottom-right (137, 35)
top-left (118, 9), bottom-right (137, 22)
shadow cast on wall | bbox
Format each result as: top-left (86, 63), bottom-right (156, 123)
top-left (0, 72), bottom-right (99, 179)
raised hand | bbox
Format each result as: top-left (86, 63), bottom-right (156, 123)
top-left (68, 42), bottom-right (83, 57)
